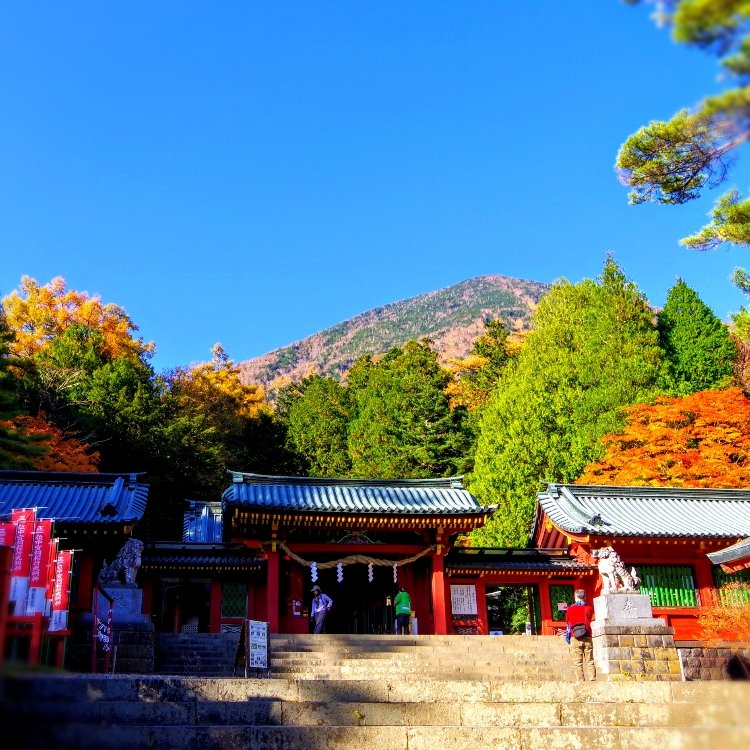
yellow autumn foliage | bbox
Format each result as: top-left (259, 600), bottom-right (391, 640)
top-left (2, 276), bottom-right (153, 360)
top-left (178, 344), bottom-right (268, 420)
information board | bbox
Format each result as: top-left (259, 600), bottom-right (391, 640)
top-left (248, 620), bottom-right (269, 669)
top-left (450, 584), bottom-right (478, 617)
top-left (234, 619), bottom-right (270, 677)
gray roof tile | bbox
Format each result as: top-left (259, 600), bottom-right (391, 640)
top-left (0, 470), bottom-right (149, 525)
top-left (537, 483), bottom-right (750, 538)
top-left (223, 472), bottom-right (486, 516)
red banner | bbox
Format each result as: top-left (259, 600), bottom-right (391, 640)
top-left (26, 519), bottom-right (54, 614)
top-left (0, 521), bottom-right (16, 548)
top-left (9, 508), bottom-right (36, 612)
top-left (48, 549), bottom-right (73, 633)
top-left (45, 538), bottom-right (59, 610)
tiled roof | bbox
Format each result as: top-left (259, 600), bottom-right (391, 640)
top-left (446, 548), bottom-right (592, 573)
top-left (536, 483), bottom-right (750, 539)
top-left (142, 543), bottom-right (265, 571)
top-left (707, 537), bottom-right (750, 566)
top-left (222, 472), bottom-right (488, 516)
top-left (0, 470), bottom-right (149, 525)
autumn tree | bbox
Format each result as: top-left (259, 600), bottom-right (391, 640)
top-left (347, 340), bottom-right (471, 479)
top-left (445, 319), bottom-right (511, 412)
top-left (657, 279), bottom-right (736, 393)
top-left (168, 344), bottom-right (296, 483)
top-left (10, 413), bottom-right (99, 472)
top-left (3, 276), bottom-right (153, 361)
top-left (0, 308), bottom-right (43, 468)
top-left (469, 259), bottom-right (667, 546)
top-left (577, 387), bottom-right (750, 487)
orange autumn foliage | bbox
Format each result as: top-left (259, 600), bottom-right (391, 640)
top-left (4, 413), bottom-right (100, 472)
top-left (577, 388), bottom-right (750, 487)
top-left (698, 583), bottom-right (750, 645)
top-left (2, 276), bottom-right (153, 361)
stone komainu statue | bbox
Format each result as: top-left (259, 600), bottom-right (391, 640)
top-left (590, 546), bottom-right (640, 594)
top-left (98, 538), bottom-right (144, 586)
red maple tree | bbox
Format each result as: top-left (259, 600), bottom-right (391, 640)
top-left (577, 388), bottom-right (750, 487)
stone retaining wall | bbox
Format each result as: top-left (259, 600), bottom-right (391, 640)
top-left (676, 642), bottom-right (750, 681)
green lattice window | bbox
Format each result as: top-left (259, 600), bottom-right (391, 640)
top-left (549, 585), bottom-right (574, 622)
top-left (639, 565), bottom-right (697, 608)
top-left (221, 582), bottom-right (247, 618)
top-left (714, 566), bottom-right (750, 605)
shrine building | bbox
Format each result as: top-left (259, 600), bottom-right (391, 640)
top-left (4, 470), bottom-right (750, 657)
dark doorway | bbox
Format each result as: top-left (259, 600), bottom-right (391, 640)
top-left (311, 564), bottom-right (397, 634)
top-left (153, 579), bottom-right (211, 633)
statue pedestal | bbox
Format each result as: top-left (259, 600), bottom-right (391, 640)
top-left (79, 584), bottom-right (154, 673)
top-left (591, 593), bottom-right (680, 681)
top-left (593, 592), bottom-right (664, 627)
top-left (94, 583), bottom-right (150, 625)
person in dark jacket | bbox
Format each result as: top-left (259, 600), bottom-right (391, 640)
top-left (565, 588), bottom-right (596, 682)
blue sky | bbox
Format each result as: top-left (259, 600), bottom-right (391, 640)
top-left (2, 2), bottom-right (748, 373)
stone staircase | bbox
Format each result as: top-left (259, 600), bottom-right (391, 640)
top-left (269, 633), bottom-right (576, 681)
top-left (154, 632), bottom-right (241, 676)
top-left (1, 671), bottom-right (748, 749)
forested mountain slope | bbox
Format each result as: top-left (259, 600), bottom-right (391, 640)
top-left (238, 274), bottom-right (550, 386)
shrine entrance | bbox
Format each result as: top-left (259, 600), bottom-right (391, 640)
top-left (313, 563), bottom-right (397, 634)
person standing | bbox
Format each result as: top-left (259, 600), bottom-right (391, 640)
top-left (310, 585), bottom-right (333, 634)
top-left (565, 588), bottom-right (596, 682)
top-left (393, 586), bottom-right (411, 635)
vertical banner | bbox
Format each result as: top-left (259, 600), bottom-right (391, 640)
top-left (26, 519), bottom-right (54, 615)
top-left (9, 508), bottom-right (36, 614)
top-left (45, 538), bottom-right (60, 616)
top-left (0, 522), bottom-right (16, 549)
top-left (48, 549), bottom-right (74, 633)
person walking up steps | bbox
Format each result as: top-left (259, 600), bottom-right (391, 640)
top-left (310, 585), bottom-right (333, 634)
top-left (566, 588), bottom-right (596, 682)
top-left (394, 586), bottom-right (411, 635)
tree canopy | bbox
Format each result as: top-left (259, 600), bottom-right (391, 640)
top-left (577, 387), bottom-right (750, 487)
top-left (618, 2), bottom-right (750, 251)
top-left (469, 259), bottom-right (667, 546)
top-left (657, 278), bottom-right (736, 393)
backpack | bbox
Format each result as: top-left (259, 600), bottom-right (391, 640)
top-left (571, 622), bottom-right (587, 639)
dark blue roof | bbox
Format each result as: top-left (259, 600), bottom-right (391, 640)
top-left (0, 470), bottom-right (149, 524)
top-left (222, 472), bottom-right (487, 516)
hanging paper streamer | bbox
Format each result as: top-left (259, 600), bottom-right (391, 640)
top-left (310, 561), bottom-right (318, 582)
top-left (368, 562), bottom-right (374, 582)
top-left (393, 563), bottom-right (398, 583)
top-left (337, 561), bottom-right (344, 582)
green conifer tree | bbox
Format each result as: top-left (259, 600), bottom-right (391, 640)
top-left (468, 259), bottom-right (667, 546)
top-left (657, 279), bottom-right (736, 394)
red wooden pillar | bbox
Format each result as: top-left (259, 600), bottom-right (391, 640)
top-left (538, 579), bottom-right (553, 634)
top-left (694, 551), bottom-right (717, 607)
top-left (266, 548), bottom-right (280, 633)
top-left (431, 554), bottom-right (448, 635)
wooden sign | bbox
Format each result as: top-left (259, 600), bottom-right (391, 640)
top-left (234, 619), bottom-right (269, 677)
top-left (450, 584), bottom-right (478, 618)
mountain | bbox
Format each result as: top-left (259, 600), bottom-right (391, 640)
top-left (238, 274), bottom-right (551, 387)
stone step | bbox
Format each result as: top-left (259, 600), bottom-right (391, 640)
top-left (10, 721), bottom-right (750, 750)
top-left (8, 696), bottom-right (748, 728)
top-left (4, 674), bottom-right (750, 704)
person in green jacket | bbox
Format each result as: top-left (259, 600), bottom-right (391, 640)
top-left (394, 586), bottom-right (411, 635)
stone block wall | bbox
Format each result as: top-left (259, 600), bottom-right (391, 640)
top-left (677, 642), bottom-right (750, 681)
top-left (593, 624), bottom-right (682, 681)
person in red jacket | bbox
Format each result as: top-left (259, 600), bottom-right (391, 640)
top-left (565, 588), bottom-right (596, 682)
